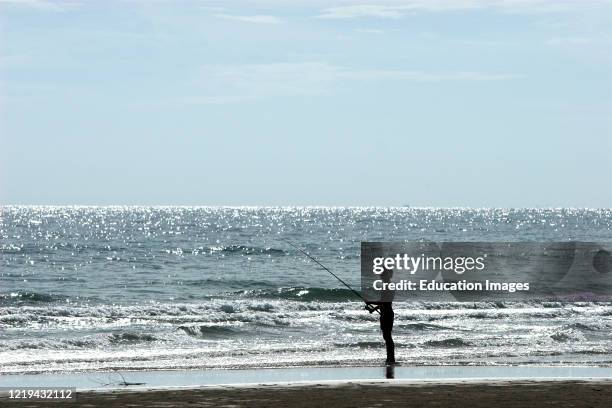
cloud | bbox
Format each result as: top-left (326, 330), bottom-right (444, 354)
top-left (194, 62), bottom-right (519, 103)
top-left (318, 5), bottom-right (405, 19)
top-left (216, 14), bottom-right (283, 24)
top-left (0, 0), bottom-right (80, 11)
top-left (316, 0), bottom-right (612, 19)
top-left (340, 69), bottom-right (519, 81)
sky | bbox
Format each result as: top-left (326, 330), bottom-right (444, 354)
top-left (1, 0), bottom-right (611, 206)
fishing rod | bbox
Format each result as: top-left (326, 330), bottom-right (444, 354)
top-left (282, 239), bottom-right (380, 314)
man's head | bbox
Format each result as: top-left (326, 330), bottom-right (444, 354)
top-left (381, 268), bottom-right (393, 283)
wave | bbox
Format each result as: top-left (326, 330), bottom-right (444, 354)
top-left (0, 300), bottom-right (324, 328)
top-left (108, 332), bottom-right (159, 344)
top-left (2, 298), bottom-right (609, 329)
top-left (570, 349), bottom-right (612, 355)
top-left (242, 287), bottom-right (358, 302)
top-left (399, 322), bottom-right (452, 331)
top-left (0, 292), bottom-right (67, 305)
top-left (66, 338), bottom-right (99, 348)
top-left (208, 245), bottom-right (286, 256)
top-left (247, 303), bottom-right (276, 312)
top-left (334, 341), bottom-right (381, 349)
top-left (550, 328), bottom-right (587, 342)
top-left (3, 334), bottom-right (158, 350)
top-left (1, 242), bottom-right (288, 258)
top-left (178, 325), bottom-right (241, 338)
top-left (423, 338), bottom-right (472, 348)
top-left (334, 340), bottom-right (416, 349)
top-left (562, 322), bottom-right (606, 332)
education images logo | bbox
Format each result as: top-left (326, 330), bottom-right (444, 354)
top-left (361, 242), bottom-right (612, 302)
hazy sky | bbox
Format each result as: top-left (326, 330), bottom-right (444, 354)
top-left (1, 0), bottom-right (611, 206)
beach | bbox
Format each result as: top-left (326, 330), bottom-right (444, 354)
top-left (3, 380), bottom-right (612, 407)
top-left (2, 366), bottom-right (612, 407)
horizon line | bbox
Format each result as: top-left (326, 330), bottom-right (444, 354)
top-left (1, 204), bottom-right (610, 210)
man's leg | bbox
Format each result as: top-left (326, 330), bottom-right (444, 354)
top-left (382, 329), bottom-right (395, 363)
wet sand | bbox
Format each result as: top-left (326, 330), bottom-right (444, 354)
top-left (2, 380), bottom-right (612, 407)
top-left (4, 365), bottom-right (612, 389)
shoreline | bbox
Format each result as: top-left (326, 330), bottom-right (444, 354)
top-left (2, 379), bottom-right (612, 407)
top-left (2, 365), bottom-right (612, 392)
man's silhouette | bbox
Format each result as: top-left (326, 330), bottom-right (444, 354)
top-left (366, 268), bottom-right (395, 364)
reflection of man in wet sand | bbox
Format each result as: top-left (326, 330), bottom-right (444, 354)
top-left (366, 268), bottom-right (395, 364)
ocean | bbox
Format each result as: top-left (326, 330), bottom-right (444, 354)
top-left (1, 206), bottom-right (612, 374)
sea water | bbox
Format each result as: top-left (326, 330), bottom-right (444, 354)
top-left (1, 206), bottom-right (612, 374)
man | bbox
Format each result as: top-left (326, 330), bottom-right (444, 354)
top-left (366, 268), bottom-right (395, 364)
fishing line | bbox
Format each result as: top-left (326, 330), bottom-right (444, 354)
top-left (281, 239), bottom-right (379, 314)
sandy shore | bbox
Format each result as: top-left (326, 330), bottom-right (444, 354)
top-left (2, 380), bottom-right (612, 407)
